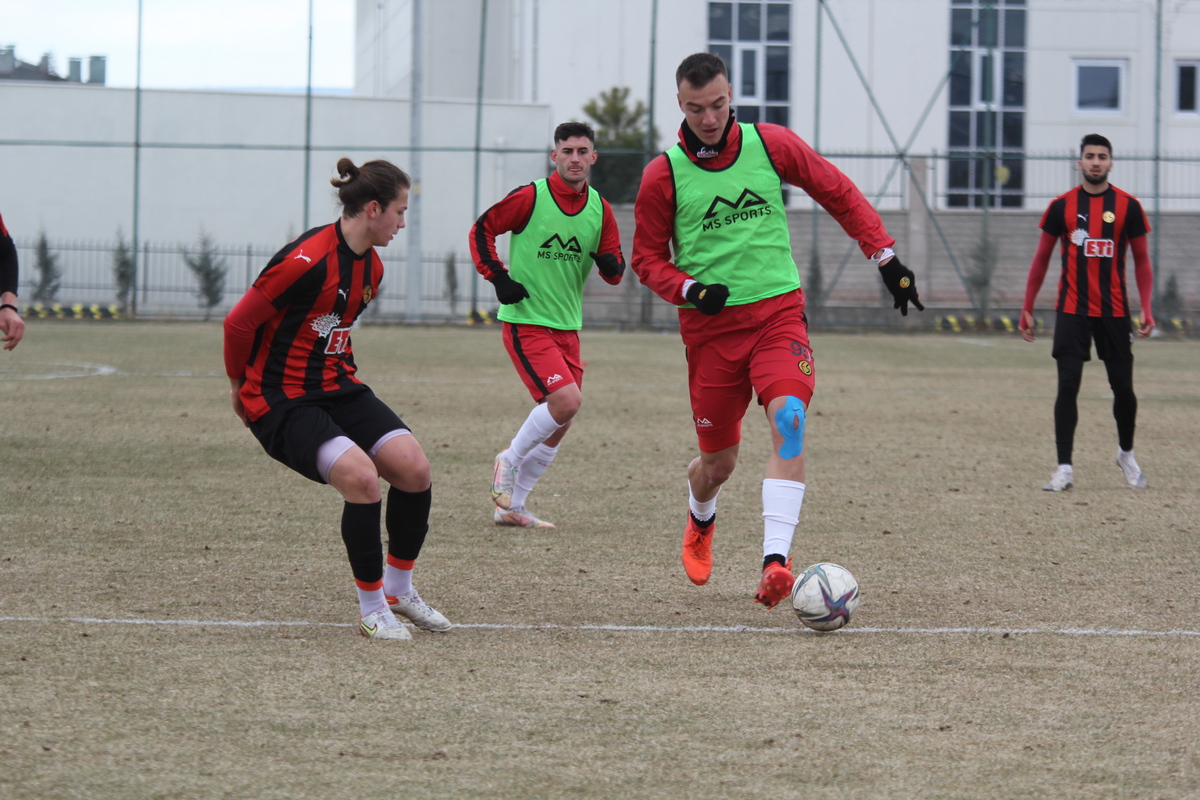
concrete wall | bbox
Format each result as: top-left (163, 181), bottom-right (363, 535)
top-left (0, 81), bottom-right (552, 255)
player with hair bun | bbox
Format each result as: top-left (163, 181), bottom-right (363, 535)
top-left (223, 158), bottom-right (450, 641)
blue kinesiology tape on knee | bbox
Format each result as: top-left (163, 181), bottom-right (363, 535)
top-left (774, 396), bottom-right (806, 459)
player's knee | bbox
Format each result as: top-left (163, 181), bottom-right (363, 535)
top-left (700, 453), bottom-right (737, 485)
top-left (774, 396), bottom-right (806, 459)
top-left (344, 468), bottom-right (383, 503)
top-left (547, 386), bottom-right (582, 423)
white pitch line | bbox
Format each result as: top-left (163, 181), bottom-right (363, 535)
top-left (1, 616), bottom-right (1198, 637)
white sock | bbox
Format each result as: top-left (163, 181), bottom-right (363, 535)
top-left (688, 482), bottom-right (720, 522)
top-left (511, 442), bottom-right (557, 510)
top-left (383, 564), bottom-right (413, 598)
top-left (508, 403), bottom-right (563, 463)
top-left (356, 586), bottom-right (387, 618)
top-left (762, 478), bottom-right (805, 560)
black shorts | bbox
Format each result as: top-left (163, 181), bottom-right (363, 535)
top-left (1051, 311), bottom-right (1133, 364)
top-left (248, 386), bottom-right (408, 483)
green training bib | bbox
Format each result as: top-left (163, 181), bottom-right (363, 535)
top-left (502, 179), bottom-right (603, 330)
top-left (667, 123), bottom-right (800, 307)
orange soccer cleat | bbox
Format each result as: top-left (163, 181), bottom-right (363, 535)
top-left (682, 512), bottom-right (714, 586)
top-left (754, 559), bottom-right (794, 609)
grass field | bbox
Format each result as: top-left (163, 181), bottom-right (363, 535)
top-left (1, 321), bottom-right (1198, 800)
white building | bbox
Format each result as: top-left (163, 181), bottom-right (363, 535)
top-left (357, 0), bottom-right (1200, 210)
top-left (1, 0), bottom-right (1198, 317)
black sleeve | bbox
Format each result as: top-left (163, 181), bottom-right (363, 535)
top-left (0, 229), bottom-right (17, 296)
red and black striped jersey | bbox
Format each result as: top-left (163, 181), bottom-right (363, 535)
top-left (1039, 185), bottom-right (1149, 317)
top-left (238, 221), bottom-right (381, 421)
top-left (0, 213), bottom-right (18, 296)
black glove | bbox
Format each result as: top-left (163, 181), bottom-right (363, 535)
top-left (589, 251), bottom-right (624, 280)
top-left (491, 271), bottom-right (530, 305)
top-left (878, 255), bottom-right (925, 316)
top-left (684, 281), bottom-right (730, 316)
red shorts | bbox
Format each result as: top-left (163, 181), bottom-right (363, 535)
top-left (681, 291), bottom-right (815, 453)
top-left (502, 322), bottom-right (583, 402)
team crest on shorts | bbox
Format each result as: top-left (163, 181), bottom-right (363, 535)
top-left (798, 360), bottom-right (812, 376)
top-left (899, 277), bottom-right (911, 289)
top-left (362, 286), bottom-right (374, 303)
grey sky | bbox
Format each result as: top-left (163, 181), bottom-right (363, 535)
top-left (1, 0), bottom-right (354, 91)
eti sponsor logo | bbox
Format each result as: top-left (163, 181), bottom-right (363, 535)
top-left (311, 312), bottom-right (352, 355)
top-left (538, 233), bottom-right (584, 263)
top-left (701, 189), bottom-right (772, 231)
top-left (1070, 228), bottom-right (1114, 258)
top-left (545, 373), bottom-right (564, 386)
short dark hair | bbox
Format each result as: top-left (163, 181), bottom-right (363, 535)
top-left (330, 158), bottom-right (411, 216)
top-left (554, 122), bottom-right (595, 146)
top-left (676, 52), bottom-right (728, 89)
top-left (1080, 133), bottom-right (1113, 157)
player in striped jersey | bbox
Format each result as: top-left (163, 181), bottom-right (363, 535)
top-left (1019, 134), bottom-right (1155, 491)
top-left (0, 213), bottom-right (26, 351)
top-left (224, 158), bottom-right (449, 641)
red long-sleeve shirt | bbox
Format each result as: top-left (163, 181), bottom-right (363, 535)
top-left (632, 121), bottom-right (894, 306)
top-left (469, 170), bottom-right (624, 285)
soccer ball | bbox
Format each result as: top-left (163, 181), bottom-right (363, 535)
top-left (791, 563), bottom-right (861, 631)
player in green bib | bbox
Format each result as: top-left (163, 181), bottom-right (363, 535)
top-left (470, 122), bottom-right (625, 529)
top-left (633, 53), bottom-right (924, 610)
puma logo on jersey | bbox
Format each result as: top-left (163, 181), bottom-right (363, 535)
top-left (338, 288), bottom-right (348, 300)
top-left (295, 250), bottom-right (313, 264)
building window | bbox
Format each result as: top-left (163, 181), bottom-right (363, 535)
top-left (1178, 61), bottom-right (1199, 113)
top-left (945, 0), bottom-right (1025, 208)
top-left (1075, 59), bottom-right (1125, 113)
top-left (708, 1), bottom-right (791, 132)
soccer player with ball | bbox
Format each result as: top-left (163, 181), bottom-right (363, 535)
top-left (632, 53), bottom-right (922, 610)
top-left (224, 158), bottom-right (450, 641)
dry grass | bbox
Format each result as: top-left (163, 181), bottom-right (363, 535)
top-left (1, 321), bottom-right (1198, 799)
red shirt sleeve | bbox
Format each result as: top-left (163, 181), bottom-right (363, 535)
top-left (595, 198), bottom-right (625, 286)
top-left (223, 286), bottom-right (276, 380)
top-left (469, 183), bottom-right (536, 281)
top-left (1130, 234), bottom-right (1154, 322)
top-left (756, 124), bottom-right (895, 257)
top-left (632, 153), bottom-right (690, 304)
top-left (1021, 230), bottom-right (1059, 315)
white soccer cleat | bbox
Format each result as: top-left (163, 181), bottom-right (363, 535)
top-left (1043, 464), bottom-right (1074, 492)
top-left (359, 607), bottom-right (412, 641)
top-left (491, 452), bottom-right (517, 509)
top-left (1116, 450), bottom-right (1147, 490)
top-left (493, 505), bottom-right (556, 529)
top-left (388, 590), bottom-right (452, 632)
